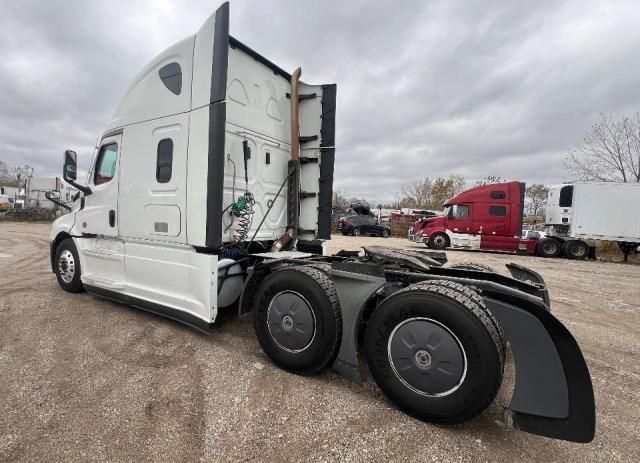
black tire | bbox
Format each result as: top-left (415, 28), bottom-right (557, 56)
top-left (352, 227), bottom-right (361, 237)
top-left (54, 238), bottom-right (84, 293)
top-left (537, 238), bottom-right (561, 258)
top-left (381, 229), bottom-right (390, 238)
top-left (365, 280), bottom-right (504, 424)
top-left (253, 266), bottom-right (342, 375)
top-left (427, 232), bottom-right (449, 250)
top-left (562, 240), bottom-right (588, 260)
top-left (450, 262), bottom-right (496, 273)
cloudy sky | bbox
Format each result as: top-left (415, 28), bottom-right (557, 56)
top-left (2, 0), bottom-right (639, 203)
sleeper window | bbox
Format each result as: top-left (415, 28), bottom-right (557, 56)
top-left (94, 144), bottom-right (118, 185)
top-left (489, 205), bottom-right (506, 216)
top-left (490, 191), bottom-right (505, 199)
top-left (156, 139), bottom-right (173, 183)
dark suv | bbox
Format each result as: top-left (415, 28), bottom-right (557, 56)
top-left (337, 213), bottom-right (391, 238)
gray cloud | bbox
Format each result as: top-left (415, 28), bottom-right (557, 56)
top-left (1, 0), bottom-right (639, 202)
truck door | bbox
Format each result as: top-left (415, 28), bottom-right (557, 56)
top-left (483, 204), bottom-right (511, 236)
top-left (449, 204), bottom-right (472, 234)
top-left (80, 134), bottom-right (122, 236)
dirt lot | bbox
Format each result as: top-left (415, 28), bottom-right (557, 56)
top-left (1, 223), bottom-right (639, 462)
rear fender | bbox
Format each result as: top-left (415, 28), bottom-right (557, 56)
top-left (484, 295), bottom-right (595, 443)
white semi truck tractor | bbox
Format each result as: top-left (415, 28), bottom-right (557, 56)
top-left (537, 182), bottom-right (640, 261)
top-left (50, 3), bottom-right (595, 442)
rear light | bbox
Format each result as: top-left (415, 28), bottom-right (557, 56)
top-left (343, 219), bottom-right (351, 225)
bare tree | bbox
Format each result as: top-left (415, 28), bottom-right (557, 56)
top-left (398, 178), bottom-right (432, 209)
top-left (396, 176), bottom-right (466, 210)
top-left (568, 113), bottom-right (640, 183)
top-left (332, 191), bottom-right (349, 210)
top-left (474, 175), bottom-right (503, 186)
top-left (0, 160), bottom-right (18, 186)
top-left (525, 184), bottom-right (549, 220)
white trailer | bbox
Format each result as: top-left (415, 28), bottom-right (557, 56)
top-left (539, 182), bottom-right (640, 260)
top-left (27, 176), bottom-right (62, 209)
top-left (48, 3), bottom-right (596, 442)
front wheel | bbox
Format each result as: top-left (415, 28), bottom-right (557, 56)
top-left (54, 238), bottom-right (84, 293)
top-left (365, 280), bottom-right (504, 424)
top-left (427, 232), bottom-right (449, 250)
top-left (381, 229), bottom-right (390, 238)
top-left (352, 227), bottom-right (361, 237)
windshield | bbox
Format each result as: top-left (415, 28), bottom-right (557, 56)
top-left (442, 205), bottom-right (451, 217)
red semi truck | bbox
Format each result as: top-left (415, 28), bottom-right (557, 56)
top-left (409, 181), bottom-right (539, 254)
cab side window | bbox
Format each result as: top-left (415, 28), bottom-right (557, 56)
top-left (94, 143), bottom-right (118, 185)
top-left (489, 205), bottom-right (506, 216)
top-left (156, 139), bottom-right (173, 183)
top-left (457, 205), bottom-right (469, 218)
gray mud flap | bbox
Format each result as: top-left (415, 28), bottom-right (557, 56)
top-left (485, 297), bottom-right (595, 443)
top-left (329, 264), bottom-right (386, 382)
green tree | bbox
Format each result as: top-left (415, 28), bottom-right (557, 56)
top-left (428, 175), bottom-right (466, 209)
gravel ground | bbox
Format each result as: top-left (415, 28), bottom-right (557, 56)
top-left (1, 223), bottom-right (638, 462)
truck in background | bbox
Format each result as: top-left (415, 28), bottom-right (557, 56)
top-left (411, 180), bottom-right (640, 261)
top-left (410, 181), bottom-right (539, 254)
top-left (543, 182), bottom-right (640, 261)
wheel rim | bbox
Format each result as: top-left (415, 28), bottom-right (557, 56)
top-left (353, 228), bottom-right (360, 236)
top-left (388, 317), bottom-right (467, 397)
top-left (433, 235), bottom-right (446, 247)
top-left (543, 242), bottom-right (557, 255)
top-left (57, 249), bottom-right (76, 283)
top-left (383, 230), bottom-right (389, 237)
top-left (573, 242), bottom-right (587, 257)
top-left (267, 291), bottom-right (316, 353)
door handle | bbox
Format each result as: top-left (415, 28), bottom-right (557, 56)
top-left (109, 210), bottom-right (116, 227)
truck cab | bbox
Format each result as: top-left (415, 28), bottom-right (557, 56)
top-left (50, 3), bottom-right (336, 328)
top-left (412, 181), bottom-right (537, 254)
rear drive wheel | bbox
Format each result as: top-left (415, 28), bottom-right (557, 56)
top-left (254, 267), bottom-right (342, 374)
top-left (352, 227), bottom-right (361, 237)
top-left (450, 262), bottom-right (496, 273)
top-left (365, 280), bottom-right (504, 424)
top-left (382, 229), bottom-right (390, 238)
top-left (427, 232), bottom-right (449, 250)
top-left (54, 238), bottom-right (84, 293)
top-left (537, 238), bottom-right (561, 258)
top-left (562, 240), bottom-right (588, 260)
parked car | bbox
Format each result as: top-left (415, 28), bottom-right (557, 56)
top-left (521, 229), bottom-right (546, 240)
top-left (338, 213), bottom-right (391, 237)
top-left (0, 196), bottom-right (11, 210)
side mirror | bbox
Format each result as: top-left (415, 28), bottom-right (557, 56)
top-left (62, 149), bottom-right (92, 195)
top-left (64, 150), bottom-right (77, 181)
